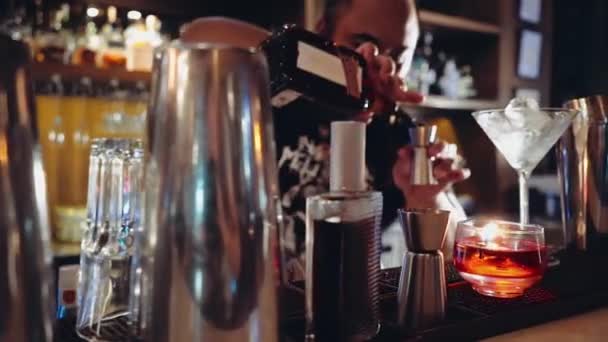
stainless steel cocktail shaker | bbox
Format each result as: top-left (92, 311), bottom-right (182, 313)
top-left (0, 34), bottom-right (54, 342)
top-left (139, 42), bottom-right (280, 341)
top-left (558, 95), bottom-right (608, 251)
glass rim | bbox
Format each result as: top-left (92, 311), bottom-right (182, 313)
top-left (472, 108), bottom-right (579, 117)
top-left (90, 137), bottom-right (143, 144)
top-left (90, 138), bottom-right (144, 157)
top-left (457, 218), bottom-right (544, 235)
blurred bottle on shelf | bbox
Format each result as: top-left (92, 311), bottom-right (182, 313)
top-left (34, 5), bottom-right (70, 64)
top-left (35, 74), bottom-right (73, 242)
top-left (125, 15), bottom-right (163, 71)
top-left (49, 75), bottom-right (90, 244)
top-left (64, 77), bottom-right (93, 206)
top-left (407, 32), bottom-right (436, 95)
top-left (99, 6), bottom-right (126, 68)
top-left (2, 2), bottom-right (171, 73)
top-left (0, 5), bottom-right (33, 44)
top-left (72, 19), bottom-right (100, 66)
top-left (438, 59), bottom-right (477, 99)
top-left (406, 30), bottom-right (478, 99)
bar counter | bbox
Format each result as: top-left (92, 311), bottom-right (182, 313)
top-left (278, 250), bottom-right (608, 341)
top-left (485, 308), bottom-right (608, 341)
top-left (55, 250), bottom-right (608, 341)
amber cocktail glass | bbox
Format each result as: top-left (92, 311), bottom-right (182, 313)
top-left (454, 219), bottom-right (547, 298)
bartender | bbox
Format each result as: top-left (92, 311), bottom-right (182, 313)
top-left (276, 0), bottom-right (469, 277)
top-left (181, 0), bottom-right (470, 280)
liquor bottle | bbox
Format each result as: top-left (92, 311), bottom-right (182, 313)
top-left (65, 77), bottom-right (93, 206)
top-left (99, 6), bottom-right (126, 68)
top-left (36, 74), bottom-right (72, 241)
top-left (305, 121), bottom-right (382, 341)
top-left (260, 25), bottom-right (369, 116)
top-left (125, 15), bottom-right (162, 71)
top-left (34, 7), bottom-right (69, 63)
top-left (72, 19), bottom-right (98, 66)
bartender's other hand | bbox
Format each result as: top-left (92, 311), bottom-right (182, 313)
top-left (355, 42), bottom-right (424, 118)
top-left (392, 141), bottom-right (471, 209)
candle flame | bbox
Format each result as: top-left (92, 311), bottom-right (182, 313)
top-left (481, 223), bottom-right (500, 244)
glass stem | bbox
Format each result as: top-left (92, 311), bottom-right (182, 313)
top-left (518, 171), bottom-right (530, 224)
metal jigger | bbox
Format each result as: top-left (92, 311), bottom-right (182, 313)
top-left (397, 209), bottom-right (450, 331)
top-left (409, 124), bottom-right (438, 185)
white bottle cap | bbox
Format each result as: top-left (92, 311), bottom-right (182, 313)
top-left (330, 121), bottom-right (366, 192)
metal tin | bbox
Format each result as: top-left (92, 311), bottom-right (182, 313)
top-left (140, 41), bottom-right (279, 342)
top-left (0, 34), bottom-right (54, 342)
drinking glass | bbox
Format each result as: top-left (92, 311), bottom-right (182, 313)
top-left (472, 108), bottom-right (576, 224)
top-left (453, 219), bottom-right (547, 298)
top-left (76, 138), bottom-right (143, 341)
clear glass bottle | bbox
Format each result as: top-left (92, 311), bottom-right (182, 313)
top-left (72, 20), bottom-right (98, 66)
top-left (66, 77), bottom-right (93, 206)
top-left (99, 6), bottom-right (126, 68)
top-left (34, 7), bottom-right (69, 64)
top-left (305, 121), bottom-right (382, 341)
top-left (36, 74), bottom-right (71, 241)
top-left (125, 15), bottom-right (162, 72)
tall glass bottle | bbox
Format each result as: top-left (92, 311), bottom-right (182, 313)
top-left (33, 6), bottom-right (69, 64)
top-left (305, 121), bottom-right (382, 341)
top-left (99, 6), bottom-right (126, 68)
top-left (36, 74), bottom-right (69, 240)
top-left (66, 77), bottom-right (93, 206)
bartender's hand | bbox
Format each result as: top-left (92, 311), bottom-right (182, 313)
top-left (392, 141), bottom-right (471, 209)
top-left (355, 42), bottom-right (424, 119)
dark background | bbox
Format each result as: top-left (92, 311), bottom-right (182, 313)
top-left (551, 0), bottom-right (608, 105)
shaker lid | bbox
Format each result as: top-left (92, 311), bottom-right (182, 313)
top-left (330, 121), bottom-right (366, 192)
top-left (408, 124), bottom-right (437, 146)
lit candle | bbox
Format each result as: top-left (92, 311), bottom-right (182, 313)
top-left (480, 222), bottom-right (502, 250)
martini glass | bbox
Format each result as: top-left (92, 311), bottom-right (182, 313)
top-left (472, 108), bottom-right (578, 224)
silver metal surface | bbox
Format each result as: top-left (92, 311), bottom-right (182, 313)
top-left (397, 251), bottom-right (446, 331)
top-left (141, 42), bottom-right (279, 342)
top-left (397, 209), bottom-right (449, 331)
top-left (0, 35), bottom-right (54, 342)
top-left (409, 124), bottom-right (437, 185)
top-left (409, 124), bottom-right (437, 146)
top-left (558, 95), bottom-right (608, 250)
top-left (398, 208), bottom-right (450, 252)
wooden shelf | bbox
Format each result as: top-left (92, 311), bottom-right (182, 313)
top-left (419, 10), bottom-right (501, 35)
top-left (86, 0), bottom-right (202, 17)
top-left (31, 62), bottom-right (151, 83)
top-left (400, 95), bottom-right (500, 112)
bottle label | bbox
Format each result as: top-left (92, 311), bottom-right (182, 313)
top-left (297, 42), bottom-right (361, 90)
top-left (58, 264), bottom-right (80, 309)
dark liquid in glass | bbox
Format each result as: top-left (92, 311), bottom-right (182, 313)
top-left (309, 218), bottom-right (380, 341)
